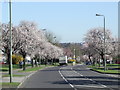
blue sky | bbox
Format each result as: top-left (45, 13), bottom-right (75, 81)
top-left (2, 2), bottom-right (118, 43)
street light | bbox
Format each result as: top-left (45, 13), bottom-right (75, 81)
top-left (96, 13), bottom-right (106, 71)
top-left (73, 49), bottom-right (76, 60)
top-left (9, 0), bottom-right (13, 82)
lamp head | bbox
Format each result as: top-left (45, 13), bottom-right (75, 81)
top-left (96, 14), bottom-right (104, 16)
top-left (96, 14), bottom-right (101, 16)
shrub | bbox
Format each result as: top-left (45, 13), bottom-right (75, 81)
top-left (68, 59), bottom-right (76, 63)
top-left (12, 54), bottom-right (23, 64)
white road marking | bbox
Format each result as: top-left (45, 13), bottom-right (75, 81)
top-left (59, 66), bottom-right (109, 90)
top-left (74, 85), bottom-right (105, 88)
top-left (59, 67), bottom-right (76, 90)
top-left (71, 67), bottom-right (107, 88)
top-left (106, 74), bottom-right (120, 78)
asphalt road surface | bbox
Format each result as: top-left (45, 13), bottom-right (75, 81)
top-left (20, 64), bottom-right (119, 90)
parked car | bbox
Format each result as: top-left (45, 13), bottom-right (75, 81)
top-left (85, 61), bottom-right (91, 65)
top-left (0, 61), bottom-right (6, 64)
top-left (116, 61), bottom-right (120, 64)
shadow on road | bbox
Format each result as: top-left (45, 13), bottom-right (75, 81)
top-left (65, 76), bottom-right (120, 80)
top-left (48, 80), bottom-right (68, 84)
top-left (64, 76), bottom-right (120, 85)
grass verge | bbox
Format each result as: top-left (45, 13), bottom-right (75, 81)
top-left (19, 65), bottom-right (55, 72)
top-left (0, 68), bottom-right (9, 72)
top-left (107, 64), bottom-right (120, 66)
top-left (0, 64), bottom-right (32, 72)
top-left (88, 64), bottom-right (120, 74)
top-left (2, 74), bottom-right (25, 77)
top-left (1, 82), bottom-right (20, 88)
top-left (92, 68), bottom-right (120, 74)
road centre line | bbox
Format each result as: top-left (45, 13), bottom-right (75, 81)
top-left (71, 67), bottom-right (107, 88)
top-left (59, 67), bottom-right (77, 90)
top-left (74, 85), bottom-right (105, 88)
top-left (59, 66), bottom-right (106, 89)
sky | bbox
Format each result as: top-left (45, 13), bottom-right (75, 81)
top-left (1, 1), bottom-right (118, 43)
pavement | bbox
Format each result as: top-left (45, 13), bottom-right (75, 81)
top-left (1, 66), bottom-right (36, 83)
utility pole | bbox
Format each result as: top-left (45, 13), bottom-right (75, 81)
top-left (103, 16), bottom-right (106, 71)
top-left (9, 0), bottom-right (13, 83)
top-left (74, 49), bottom-right (76, 60)
top-left (96, 14), bottom-right (106, 71)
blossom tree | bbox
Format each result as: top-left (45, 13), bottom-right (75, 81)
top-left (2, 21), bottom-right (64, 71)
top-left (81, 43), bottom-right (95, 64)
top-left (1, 23), bottom-right (21, 73)
top-left (17, 21), bottom-right (48, 70)
top-left (84, 27), bottom-right (114, 66)
top-left (1, 23), bottom-right (10, 63)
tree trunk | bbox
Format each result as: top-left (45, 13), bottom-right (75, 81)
top-left (101, 55), bottom-right (105, 66)
top-left (92, 57), bottom-right (96, 66)
top-left (55, 59), bottom-right (56, 65)
top-left (93, 60), bottom-right (95, 66)
top-left (38, 58), bottom-right (40, 67)
top-left (88, 55), bottom-right (92, 65)
top-left (45, 58), bottom-right (48, 66)
top-left (98, 59), bottom-right (101, 67)
top-left (31, 59), bottom-right (34, 67)
top-left (22, 54), bottom-right (26, 71)
top-left (51, 59), bottom-right (54, 65)
top-left (35, 59), bottom-right (38, 67)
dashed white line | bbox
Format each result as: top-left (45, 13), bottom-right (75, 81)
top-left (74, 85), bottom-right (105, 88)
top-left (59, 66), bottom-right (109, 90)
top-left (71, 67), bottom-right (107, 88)
top-left (59, 67), bottom-right (77, 90)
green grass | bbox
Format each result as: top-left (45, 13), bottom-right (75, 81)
top-left (1, 63), bottom-right (58, 73)
top-left (1, 82), bottom-right (20, 88)
top-left (2, 64), bottom-right (18, 68)
top-left (88, 64), bottom-right (120, 74)
top-left (0, 64), bottom-right (32, 72)
top-left (2, 74), bottom-right (25, 77)
top-left (0, 68), bottom-right (9, 71)
top-left (25, 66), bottom-right (45, 72)
top-left (108, 66), bottom-right (119, 69)
top-left (2, 64), bottom-right (32, 69)
top-left (88, 64), bottom-right (120, 68)
top-left (87, 65), bottom-right (96, 68)
top-left (93, 68), bottom-right (120, 74)
top-left (19, 64), bottom-right (57, 72)
top-left (107, 64), bottom-right (120, 66)
top-left (48, 63), bottom-right (59, 66)
top-left (19, 65), bottom-right (46, 72)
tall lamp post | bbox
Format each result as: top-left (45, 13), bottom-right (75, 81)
top-left (96, 13), bottom-right (106, 71)
top-left (9, 0), bottom-right (13, 82)
top-left (53, 36), bottom-right (56, 65)
top-left (73, 49), bottom-right (76, 60)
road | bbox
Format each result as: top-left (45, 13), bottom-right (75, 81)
top-left (20, 64), bottom-right (119, 90)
